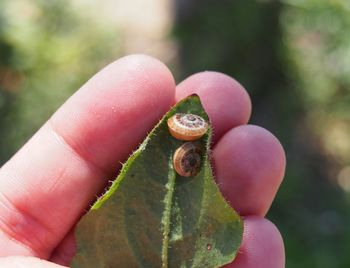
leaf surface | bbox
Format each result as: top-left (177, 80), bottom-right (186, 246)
top-left (71, 95), bottom-right (243, 268)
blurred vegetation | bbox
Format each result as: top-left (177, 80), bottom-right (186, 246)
top-left (174, 1), bottom-right (350, 267)
top-left (0, 0), bottom-right (119, 163)
top-left (1, 0), bottom-right (350, 267)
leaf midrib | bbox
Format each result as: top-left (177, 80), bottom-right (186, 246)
top-left (161, 158), bottom-right (177, 268)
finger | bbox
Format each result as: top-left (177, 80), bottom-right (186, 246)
top-left (224, 216), bottom-right (285, 268)
top-left (0, 256), bottom-right (67, 268)
top-left (176, 71), bottom-right (251, 142)
top-left (0, 55), bottom-right (175, 257)
top-left (213, 125), bottom-right (286, 216)
top-left (49, 229), bottom-right (75, 266)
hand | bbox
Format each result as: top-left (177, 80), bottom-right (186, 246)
top-left (0, 55), bottom-right (285, 268)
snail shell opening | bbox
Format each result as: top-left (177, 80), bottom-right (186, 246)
top-left (167, 113), bottom-right (208, 141)
top-left (173, 142), bottom-right (202, 177)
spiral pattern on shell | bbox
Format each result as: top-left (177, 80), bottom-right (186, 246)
top-left (167, 113), bottom-right (208, 141)
top-left (173, 142), bottom-right (202, 177)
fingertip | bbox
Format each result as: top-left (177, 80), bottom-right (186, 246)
top-left (82, 54), bottom-right (176, 114)
top-left (213, 125), bottom-right (286, 216)
top-left (242, 217), bottom-right (285, 262)
top-left (111, 54), bottom-right (176, 96)
top-left (225, 216), bottom-right (285, 268)
top-left (176, 71), bottom-right (251, 141)
top-left (114, 54), bottom-right (177, 116)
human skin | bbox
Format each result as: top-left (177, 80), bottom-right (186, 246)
top-left (0, 55), bottom-right (285, 267)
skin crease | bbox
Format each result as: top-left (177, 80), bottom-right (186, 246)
top-left (0, 55), bottom-right (285, 268)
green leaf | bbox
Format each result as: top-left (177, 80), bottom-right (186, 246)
top-left (71, 95), bottom-right (243, 268)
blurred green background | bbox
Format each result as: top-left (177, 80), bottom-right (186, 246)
top-left (1, 0), bottom-right (349, 267)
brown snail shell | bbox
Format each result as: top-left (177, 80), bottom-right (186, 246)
top-left (167, 113), bottom-right (208, 141)
top-left (173, 142), bottom-right (202, 177)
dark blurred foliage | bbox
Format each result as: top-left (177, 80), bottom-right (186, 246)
top-left (1, 0), bottom-right (350, 267)
top-left (173, 0), bottom-right (350, 267)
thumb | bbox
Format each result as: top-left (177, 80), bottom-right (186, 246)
top-left (0, 256), bottom-right (68, 268)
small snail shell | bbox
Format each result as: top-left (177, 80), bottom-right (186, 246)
top-left (167, 113), bottom-right (208, 141)
top-left (173, 142), bottom-right (202, 177)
